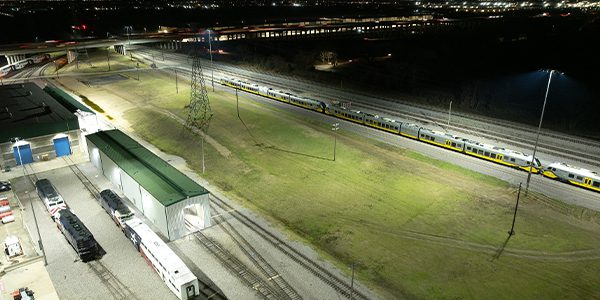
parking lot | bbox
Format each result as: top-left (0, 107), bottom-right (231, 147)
top-left (12, 162), bottom-right (176, 300)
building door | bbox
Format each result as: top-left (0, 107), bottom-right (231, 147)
top-left (53, 137), bottom-right (71, 157)
top-left (13, 144), bottom-right (33, 165)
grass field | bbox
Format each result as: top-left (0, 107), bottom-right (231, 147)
top-left (89, 69), bottom-right (600, 299)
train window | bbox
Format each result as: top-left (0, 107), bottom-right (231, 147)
top-left (594, 182), bottom-right (600, 187)
top-left (484, 152), bottom-right (490, 157)
top-left (490, 153), bottom-right (496, 159)
top-left (552, 168), bottom-right (557, 171)
top-left (568, 174), bottom-right (575, 178)
top-left (577, 176), bottom-right (583, 180)
top-left (467, 147), bottom-right (471, 150)
top-left (451, 142), bottom-right (456, 147)
top-left (510, 158), bottom-right (515, 162)
top-left (421, 134), bottom-right (424, 137)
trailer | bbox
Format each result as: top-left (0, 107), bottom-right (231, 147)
top-left (55, 209), bottom-right (99, 262)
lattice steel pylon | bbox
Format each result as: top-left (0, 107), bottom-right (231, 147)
top-left (185, 53), bottom-right (213, 132)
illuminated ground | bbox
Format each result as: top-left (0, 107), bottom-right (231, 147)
top-left (58, 68), bottom-right (600, 299)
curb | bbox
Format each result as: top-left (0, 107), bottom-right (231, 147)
top-left (0, 255), bottom-right (43, 275)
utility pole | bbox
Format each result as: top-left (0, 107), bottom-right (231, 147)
top-left (525, 69), bottom-right (558, 196)
top-left (136, 62), bottom-right (140, 81)
top-left (332, 123), bottom-right (339, 161)
top-left (175, 68), bottom-right (178, 94)
top-left (185, 50), bottom-right (213, 174)
top-left (350, 262), bottom-right (355, 300)
top-left (207, 29), bottom-right (215, 92)
top-left (447, 100), bottom-right (452, 127)
top-left (106, 48), bottom-right (111, 71)
top-left (509, 183), bottom-right (522, 236)
top-left (236, 88), bottom-right (240, 119)
top-left (29, 191), bottom-right (47, 266)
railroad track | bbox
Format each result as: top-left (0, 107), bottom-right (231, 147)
top-left (88, 260), bottom-right (139, 300)
top-left (133, 47), bottom-right (600, 167)
top-left (209, 194), bottom-right (371, 300)
top-left (192, 229), bottom-right (281, 299)
top-left (210, 203), bottom-right (303, 300)
top-left (62, 157), bottom-right (139, 300)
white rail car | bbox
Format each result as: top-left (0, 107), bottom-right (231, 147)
top-left (124, 217), bottom-right (199, 300)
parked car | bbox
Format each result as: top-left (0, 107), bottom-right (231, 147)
top-left (0, 181), bottom-right (11, 192)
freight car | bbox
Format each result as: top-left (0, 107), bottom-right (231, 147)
top-left (55, 209), bottom-right (99, 262)
top-left (124, 217), bottom-right (199, 300)
top-left (99, 189), bottom-right (134, 229)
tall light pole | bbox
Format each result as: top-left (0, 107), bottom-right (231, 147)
top-left (29, 191), bottom-right (47, 266)
top-left (525, 69), bottom-right (561, 195)
top-left (447, 100), bottom-right (452, 127)
top-left (207, 29), bottom-right (215, 92)
top-left (106, 48), bottom-right (111, 71)
top-left (332, 123), bottom-right (339, 161)
top-left (125, 26), bottom-right (132, 46)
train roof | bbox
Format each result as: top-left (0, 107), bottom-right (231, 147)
top-left (57, 209), bottom-right (95, 242)
top-left (36, 179), bottom-right (59, 198)
top-left (100, 189), bottom-right (133, 215)
top-left (548, 162), bottom-right (600, 179)
top-left (126, 218), bottom-right (197, 284)
top-left (463, 140), bottom-right (534, 161)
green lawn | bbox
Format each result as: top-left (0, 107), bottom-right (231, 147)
top-left (101, 71), bottom-right (600, 299)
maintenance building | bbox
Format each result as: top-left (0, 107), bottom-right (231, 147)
top-left (86, 129), bottom-right (211, 241)
top-left (0, 83), bottom-right (96, 169)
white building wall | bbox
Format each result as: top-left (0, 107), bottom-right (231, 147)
top-left (99, 151), bottom-right (122, 190)
top-left (140, 186), bottom-right (169, 238)
top-left (121, 172), bottom-right (144, 213)
top-left (87, 141), bottom-right (102, 170)
top-left (166, 194), bottom-right (211, 240)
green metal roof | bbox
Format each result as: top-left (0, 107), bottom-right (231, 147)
top-left (0, 83), bottom-right (79, 142)
top-left (43, 85), bottom-right (94, 114)
top-left (86, 129), bottom-right (208, 206)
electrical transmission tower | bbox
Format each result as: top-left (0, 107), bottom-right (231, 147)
top-left (185, 53), bottom-right (213, 131)
top-left (185, 52), bottom-right (213, 173)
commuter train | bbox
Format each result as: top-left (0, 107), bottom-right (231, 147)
top-left (543, 163), bottom-right (600, 192)
top-left (1, 54), bottom-right (51, 73)
top-left (35, 179), bottom-right (68, 218)
top-left (97, 190), bottom-right (200, 299)
top-left (0, 65), bottom-right (11, 77)
top-left (55, 209), bottom-right (100, 262)
top-left (220, 76), bottom-right (600, 192)
top-left (124, 217), bottom-right (199, 300)
top-left (35, 179), bottom-right (99, 261)
top-left (99, 189), bottom-right (134, 230)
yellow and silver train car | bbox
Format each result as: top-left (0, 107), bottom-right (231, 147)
top-left (543, 162), bottom-right (600, 192)
top-left (462, 140), bottom-right (542, 173)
